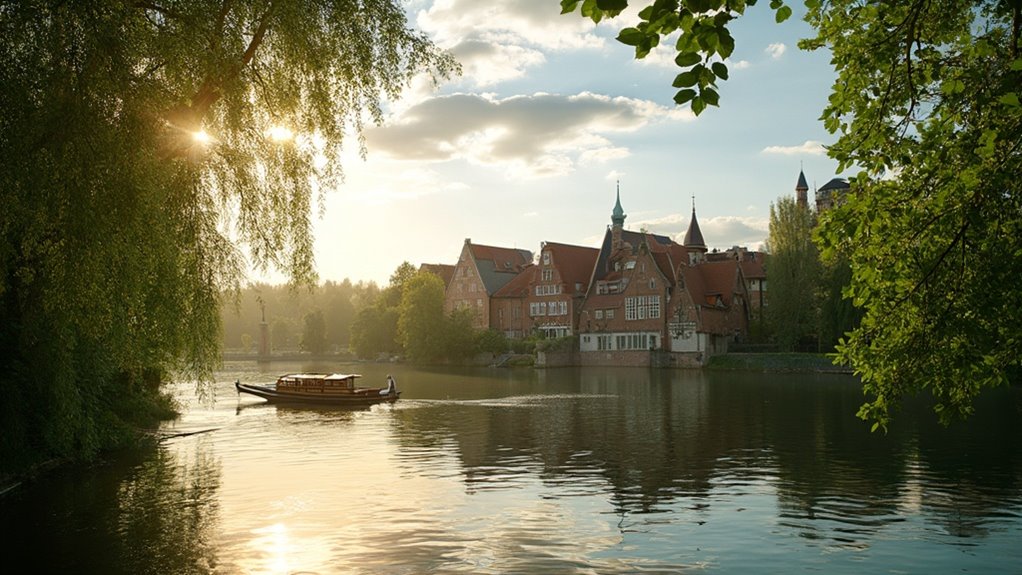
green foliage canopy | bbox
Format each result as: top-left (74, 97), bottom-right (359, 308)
top-left (0, 0), bottom-right (455, 466)
top-left (765, 196), bottom-right (820, 351)
top-left (565, 0), bottom-right (1022, 428)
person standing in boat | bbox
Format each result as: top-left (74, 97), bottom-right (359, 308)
top-left (383, 374), bottom-right (397, 396)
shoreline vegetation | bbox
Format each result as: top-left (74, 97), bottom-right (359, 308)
top-left (221, 350), bottom-right (855, 375)
top-left (705, 353), bottom-right (853, 374)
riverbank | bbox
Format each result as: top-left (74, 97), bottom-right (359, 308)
top-left (706, 353), bottom-right (854, 374)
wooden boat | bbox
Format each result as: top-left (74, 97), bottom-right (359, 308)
top-left (235, 373), bottom-right (400, 405)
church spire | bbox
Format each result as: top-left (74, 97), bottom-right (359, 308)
top-left (611, 180), bottom-right (626, 227)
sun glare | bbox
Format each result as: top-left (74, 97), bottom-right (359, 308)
top-left (266, 125), bottom-right (294, 142)
top-left (192, 130), bottom-right (213, 145)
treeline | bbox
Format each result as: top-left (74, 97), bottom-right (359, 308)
top-left (223, 262), bottom-right (538, 363)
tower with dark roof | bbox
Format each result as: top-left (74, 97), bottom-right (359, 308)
top-left (611, 181), bottom-right (626, 252)
top-left (796, 169), bottom-right (809, 209)
top-left (682, 197), bottom-right (707, 246)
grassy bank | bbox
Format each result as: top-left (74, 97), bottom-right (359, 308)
top-left (707, 353), bottom-right (853, 374)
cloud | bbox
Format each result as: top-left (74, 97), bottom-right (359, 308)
top-left (366, 92), bottom-right (693, 178)
top-left (765, 43), bottom-right (786, 59)
top-left (605, 169), bottom-right (626, 181)
top-left (761, 140), bottom-right (827, 156)
top-left (731, 60), bottom-right (751, 69)
top-left (417, 0), bottom-right (602, 52)
top-left (633, 213), bottom-right (768, 249)
top-left (447, 39), bottom-right (546, 86)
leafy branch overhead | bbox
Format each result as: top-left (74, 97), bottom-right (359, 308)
top-left (565, 0), bottom-right (1022, 431)
top-left (561, 0), bottom-right (793, 115)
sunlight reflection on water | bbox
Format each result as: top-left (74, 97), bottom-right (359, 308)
top-left (3, 362), bottom-right (1021, 574)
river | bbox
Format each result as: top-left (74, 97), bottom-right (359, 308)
top-left (3, 361), bottom-right (1021, 574)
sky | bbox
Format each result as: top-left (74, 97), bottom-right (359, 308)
top-left (262, 1), bottom-right (847, 287)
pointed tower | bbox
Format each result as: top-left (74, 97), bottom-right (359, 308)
top-left (683, 196), bottom-right (707, 265)
top-left (611, 181), bottom-right (626, 252)
top-left (796, 168), bottom-right (809, 209)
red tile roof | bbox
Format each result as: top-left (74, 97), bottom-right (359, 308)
top-left (544, 242), bottom-right (599, 292)
top-left (419, 263), bottom-right (455, 286)
top-left (492, 265), bottom-right (535, 298)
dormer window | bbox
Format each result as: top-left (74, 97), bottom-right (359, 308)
top-left (543, 252), bottom-right (551, 265)
top-left (625, 260), bottom-right (636, 270)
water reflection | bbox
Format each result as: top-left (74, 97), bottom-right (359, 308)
top-left (2, 363), bottom-right (1020, 574)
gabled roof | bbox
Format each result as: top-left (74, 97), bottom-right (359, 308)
top-left (738, 252), bottom-right (766, 280)
top-left (492, 265), bottom-right (535, 298)
top-left (592, 228), bottom-right (674, 283)
top-left (544, 242), bottom-right (599, 292)
top-left (468, 242), bottom-right (533, 295)
top-left (419, 263), bottom-right (455, 286)
top-left (698, 260), bottom-right (742, 307)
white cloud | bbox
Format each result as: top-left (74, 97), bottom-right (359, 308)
top-left (605, 169), bottom-right (626, 181)
top-left (632, 213), bottom-right (768, 250)
top-left (731, 59), bottom-right (751, 69)
top-left (761, 140), bottom-right (827, 156)
top-left (765, 43), bottom-right (786, 59)
top-left (417, 0), bottom-right (601, 51)
top-left (447, 39), bottom-right (546, 86)
top-left (366, 92), bottom-right (693, 178)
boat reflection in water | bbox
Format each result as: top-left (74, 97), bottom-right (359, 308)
top-left (235, 372), bottom-right (400, 406)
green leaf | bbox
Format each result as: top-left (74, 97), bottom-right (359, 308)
top-left (596, 0), bottom-right (628, 10)
top-left (617, 27), bottom-right (645, 46)
top-left (560, 0), bottom-right (580, 13)
top-left (711, 61), bottom-right (728, 80)
top-left (691, 96), bottom-right (707, 115)
top-left (672, 70), bottom-right (699, 88)
top-left (775, 5), bottom-right (792, 23)
top-left (1011, 58), bottom-right (1022, 71)
top-left (674, 88), bottom-right (697, 105)
top-left (999, 92), bottom-right (1020, 107)
top-left (701, 86), bottom-right (719, 105)
top-left (674, 51), bottom-right (701, 67)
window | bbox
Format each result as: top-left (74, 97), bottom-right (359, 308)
top-left (597, 335), bottom-right (612, 350)
top-left (625, 260), bottom-right (636, 270)
top-left (649, 279), bottom-right (656, 289)
top-left (542, 269), bottom-right (553, 281)
top-left (595, 310), bottom-right (604, 320)
top-left (625, 296), bottom-right (661, 320)
top-left (559, 301), bottom-right (567, 315)
top-left (547, 301), bottom-right (557, 315)
top-left (614, 333), bottom-right (650, 350)
top-left (543, 252), bottom-right (551, 265)
top-left (530, 302), bottom-right (545, 316)
top-left (606, 309), bottom-right (615, 319)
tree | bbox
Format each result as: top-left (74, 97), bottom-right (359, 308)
top-left (566, 0), bottom-right (1022, 429)
top-left (397, 272), bottom-right (448, 363)
top-left (300, 310), bottom-right (328, 355)
top-left (0, 1), bottom-right (456, 467)
top-left (765, 196), bottom-right (820, 351)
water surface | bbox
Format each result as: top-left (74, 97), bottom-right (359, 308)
top-left (4, 362), bottom-right (1021, 573)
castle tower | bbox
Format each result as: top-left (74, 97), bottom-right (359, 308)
top-left (796, 168), bottom-right (809, 209)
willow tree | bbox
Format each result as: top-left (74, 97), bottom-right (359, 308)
top-left (565, 0), bottom-right (1022, 429)
top-left (0, 1), bottom-right (456, 467)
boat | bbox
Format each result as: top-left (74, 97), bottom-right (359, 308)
top-left (235, 373), bottom-right (400, 405)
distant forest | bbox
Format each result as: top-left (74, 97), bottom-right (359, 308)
top-left (221, 279), bottom-right (380, 355)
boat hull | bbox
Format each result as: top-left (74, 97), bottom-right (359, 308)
top-left (235, 381), bottom-right (400, 405)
